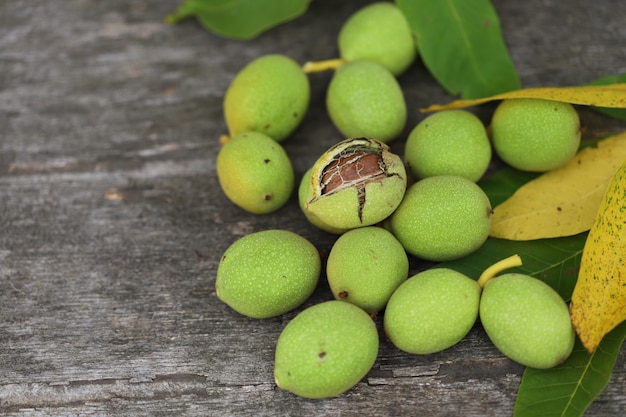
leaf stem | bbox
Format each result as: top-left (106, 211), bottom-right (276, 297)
top-left (477, 254), bottom-right (523, 288)
top-left (302, 58), bottom-right (345, 73)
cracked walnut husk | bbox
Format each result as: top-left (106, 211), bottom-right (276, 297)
top-left (301, 137), bottom-right (407, 232)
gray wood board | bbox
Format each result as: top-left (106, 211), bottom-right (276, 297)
top-left (1, 0), bottom-right (625, 416)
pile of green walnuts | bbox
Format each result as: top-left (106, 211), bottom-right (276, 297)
top-left (214, 2), bottom-right (581, 400)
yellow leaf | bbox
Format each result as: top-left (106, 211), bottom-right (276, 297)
top-left (489, 132), bottom-right (626, 240)
top-left (570, 159), bottom-right (626, 353)
top-left (421, 83), bottom-right (626, 112)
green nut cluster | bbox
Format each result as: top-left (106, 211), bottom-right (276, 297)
top-left (383, 255), bottom-right (575, 369)
top-left (212, 1), bottom-right (584, 401)
top-left (304, 3), bottom-right (414, 143)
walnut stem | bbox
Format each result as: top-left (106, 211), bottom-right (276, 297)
top-left (302, 58), bottom-right (345, 73)
top-left (476, 254), bottom-right (523, 288)
top-left (219, 134), bottom-right (230, 145)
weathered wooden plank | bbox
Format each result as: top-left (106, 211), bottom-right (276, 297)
top-left (1, 0), bottom-right (625, 416)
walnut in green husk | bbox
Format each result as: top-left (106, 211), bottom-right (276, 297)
top-left (301, 137), bottom-right (407, 232)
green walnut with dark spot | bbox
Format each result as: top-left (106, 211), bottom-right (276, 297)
top-left (223, 54), bottom-right (310, 142)
top-left (217, 131), bottom-right (294, 214)
top-left (326, 226), bottom-right (409, 314)
top-left (301, 137), bottom-right (407, 232)
top-left (274, 300), bottom-right (379, 398)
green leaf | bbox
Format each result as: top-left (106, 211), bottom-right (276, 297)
top-left (586, 74), bottom-right (626, 121)
top-left (480, 166), bottom-right (540, 207)
top-left (396, 0), bottom-right (520, 99)
top-left (439, 233), bottom-right (586, 301)
top-left (167, 0), bottom-right (311, 40)
top-left (513, 321), bottom-right (626, 417)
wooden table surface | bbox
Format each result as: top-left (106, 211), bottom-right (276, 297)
top-left (1, 1), bottom-right (625, 415)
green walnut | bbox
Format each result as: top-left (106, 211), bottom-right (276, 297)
top-left (338, 2), bottom-right (417, 76)
top-left (389, 175), bottom-right (492, 261)
top-left (215, 230), bottom-right (321, 319)
top-left (223, 54), bottom-right (310, 142)
top-left (405, 110), bottom-right (492, 182)
top-left (274, 300), bottom-right (379, 399)
top-left (326, 226), bottom-right (409, 315)
top-left (301, 137), bottom-right (407, 231)
top-left (384, 268), bottom-right (481, 354)
top-left (490, 98), bottom-right (581, 172)
top-left (326, 61), bottom-right (407, 143)
top-left (217, 132), bottom-right (294, 214)
top-left (479, 273), bottom-right (575, 369)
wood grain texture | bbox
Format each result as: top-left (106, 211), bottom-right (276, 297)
top-left (1, 0), bottom-right (625, 415)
